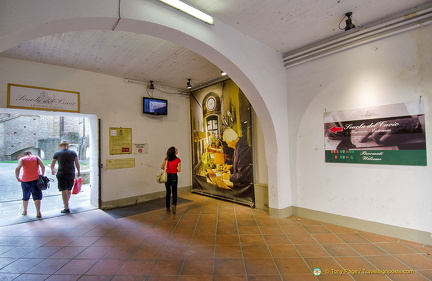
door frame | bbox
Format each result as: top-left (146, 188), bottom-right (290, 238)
top-left (0, 107), bottom-right (100, 209)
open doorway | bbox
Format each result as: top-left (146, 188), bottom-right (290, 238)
top-left (0, 108), bottom-right (99, 226)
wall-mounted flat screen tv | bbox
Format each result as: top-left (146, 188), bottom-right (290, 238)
top-left (143, 97), bottom-right (168, 116)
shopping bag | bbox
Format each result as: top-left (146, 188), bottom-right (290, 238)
top-left (72, 177), bottom-right (82, 194)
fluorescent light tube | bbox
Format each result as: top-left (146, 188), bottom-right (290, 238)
top-left (157, 0), bottom-right (214, 24)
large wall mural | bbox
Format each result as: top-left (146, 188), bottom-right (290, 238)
top-left (190, 79), bottom-right (254, 206)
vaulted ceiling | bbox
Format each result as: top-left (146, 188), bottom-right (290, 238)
top-left (0, 0), bottom-right (428, 89)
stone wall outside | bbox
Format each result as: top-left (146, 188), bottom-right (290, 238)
top-left (0, 113), bottom-right (89, 161)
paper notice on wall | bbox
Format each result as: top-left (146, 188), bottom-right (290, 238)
top-left (134, 143), bottom-right (148, 155)
top-left (106, 158), bottom-right (135, 169)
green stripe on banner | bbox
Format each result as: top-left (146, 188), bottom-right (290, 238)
top-left (325, 150), bottom-right (427, 166)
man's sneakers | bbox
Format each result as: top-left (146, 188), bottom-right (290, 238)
top-left (61, 209), bottom-right (70, 214)
top-left (171, 205), bottom-right (176, 214)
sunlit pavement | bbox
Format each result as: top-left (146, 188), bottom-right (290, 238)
top-left (0, 163), bottom-right (96, 227)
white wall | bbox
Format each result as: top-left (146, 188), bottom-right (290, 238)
top-left (289, 25), bottom-right (432, 233)
top-left (0, 57), bottom-right (192, 204)
top-left (253, 112), bottom-right (268, 185)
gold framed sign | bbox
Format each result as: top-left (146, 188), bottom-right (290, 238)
top-left (109, 127), bottom-right (132, 155)
top-left (7, 83), bottom-right (80, 112)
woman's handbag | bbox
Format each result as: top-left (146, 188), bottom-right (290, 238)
top-left (156, 170), bottom-right (167, 183)
top-left (37, 175), bottom-right (51, 190)
top-left (72, 177), bottom-right (83, 194)
top-left (157, 160), bottom-right (168, 183)
top-left (36, 158), bottom-right (51, 190)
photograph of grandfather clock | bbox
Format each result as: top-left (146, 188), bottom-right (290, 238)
top-left (203, 92), bottom-right (221, 140)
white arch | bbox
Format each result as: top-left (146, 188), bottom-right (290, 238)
top-left (0, 0), bottom-right (292, 214)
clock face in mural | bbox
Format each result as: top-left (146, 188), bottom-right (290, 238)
top-left (206, 97), bottom-right (216, 111)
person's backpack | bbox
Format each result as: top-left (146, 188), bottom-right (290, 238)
top-left (37, 175), bottom-right (51, 190)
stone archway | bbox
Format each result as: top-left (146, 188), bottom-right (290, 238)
top-left (0, 0), bottom-right (292, 215)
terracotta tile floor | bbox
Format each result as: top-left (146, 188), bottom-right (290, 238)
top-left (0, 192), bottom-right (431, 281)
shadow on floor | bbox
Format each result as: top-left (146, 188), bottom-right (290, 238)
top-left (103, 197), bottom-right (193, 219)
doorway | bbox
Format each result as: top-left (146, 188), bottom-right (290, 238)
top-left (0, 108), bottom-right (99, 226)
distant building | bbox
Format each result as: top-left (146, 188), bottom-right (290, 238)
top-left (0, 113), bottom-right (89, 160)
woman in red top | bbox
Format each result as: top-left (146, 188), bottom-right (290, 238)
top-left (161, 146), bottom-right (181, 213)
top-left (15, 151), bottom-right (45, 218)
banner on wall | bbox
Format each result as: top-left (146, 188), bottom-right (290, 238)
top-left (190, 80), bottom-right (254, 206)
top-left (324, 101), bottom-right (426, 166)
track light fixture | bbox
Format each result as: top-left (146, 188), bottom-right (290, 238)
top-left (343, 12), bottom-right (355, 31)
top-left (179, 73), bottom-right (230, 93)
top-left (148, 80), bottom-right (155, 90)
top-left (221, 71), bottom-right (227, 76)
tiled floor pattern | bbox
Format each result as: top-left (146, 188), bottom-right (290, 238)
top-left (0, 192), bottom-right (431, 281)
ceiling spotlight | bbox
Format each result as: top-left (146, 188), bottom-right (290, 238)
top-left (187, 79), bottom-right (192, 89)
top-left (221, 71), bottom-right (227, 76)
top-left (344, 12), bottom-right (355, 31)
top-left (148, 81), bottom-right (155, 90)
